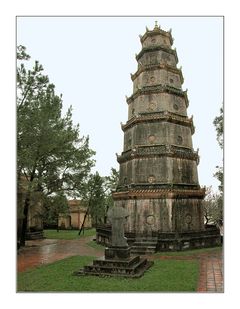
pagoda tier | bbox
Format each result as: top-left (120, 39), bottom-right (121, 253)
top-left (99, 23), bottom-right (221, 250)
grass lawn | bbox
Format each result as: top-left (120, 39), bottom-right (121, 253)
top-left (86, 240), bottom-right (105, 251)
top-left (17, 255), bottom-right (199, 292)
top-left (44, 228), bottom-right (96, 240)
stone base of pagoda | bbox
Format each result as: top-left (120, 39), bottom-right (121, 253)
top-left (113, 188), bottom-right (206, 234)
top-left (96, 225), bottom-right (221, 252)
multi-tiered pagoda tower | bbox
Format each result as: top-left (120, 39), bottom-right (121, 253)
top-left (97, 22), bottom-right (220, 251)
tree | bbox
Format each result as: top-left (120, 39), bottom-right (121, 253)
top-left (78, 172), bottom-right (106, 235)
top-left (43, 193), bottom-right (69, 230)
top-left (213, 104), bottom-right (224, 193)
top-left (203, 186), bottom-right (223, 225)
top-left (213, 105), bottom-right (223, 150)
top-left (78, 168), bottom-right (119, 235)
top-left (213, 104), bottom-right (223, 227)
top-left (103, 168), bottom-right (119, 222)
top-left (17, 46), bottom-right (95, 247)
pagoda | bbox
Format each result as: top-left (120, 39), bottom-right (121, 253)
top-left (97, 22), bottom-right (221, 251)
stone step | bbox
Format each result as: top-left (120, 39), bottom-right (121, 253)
top-left (135, 237), bottom-right (158, 242)
top-left (134, 242), bottom-right (157, 246)
top-left (131, 245), bottom-right (156, 250)
top-left (131, 248), bottom-right (156, 254)
top-left (84, 258), bottom-right (147, 275)
top-left (130, 240), bottom-right (157, 255)
top-left (93, 255), bottom-right (140, 267)
top-left (74, 260), bottom-right (154, 278)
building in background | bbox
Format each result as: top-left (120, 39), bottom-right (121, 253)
top-left (58, 199), bottom-right (92, 230)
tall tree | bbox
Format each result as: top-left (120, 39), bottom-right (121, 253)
top-left (203, 186), bottom-right (223, 225)
top-left (17, 46), bottom-right (95, 246)
top-left (213, 104), bottom-right (223, 193)
top-left (103, 168), bottom-right (119, 221)
top-left (213, 104), bottom-right (223, 228)
top-left (78, 172), bottom-right (106, 235)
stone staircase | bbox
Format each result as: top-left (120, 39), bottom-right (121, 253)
top-left (74, 255), bottom-right (153, 278)
top-left (131, 237), bottom-right (158, 255)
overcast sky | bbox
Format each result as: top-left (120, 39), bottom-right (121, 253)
top-left (17, 16), bottom-right (223, 192)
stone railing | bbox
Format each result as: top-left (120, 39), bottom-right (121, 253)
top-left (135, 45), bottom-right (178, 64)
top-left (121, 110), bottom-right (194, 133)
top-left (126, 84), bottom-right (189, 108)
top-left (117, 144), bottom-right (199, 163)
top-left (131, 63), bottom-right (184, 84)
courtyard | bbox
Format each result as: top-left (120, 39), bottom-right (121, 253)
top-left (17, 230), bottom-right (223, 292)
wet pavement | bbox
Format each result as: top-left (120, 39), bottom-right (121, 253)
top-left (17, 236), bottom-right (104, 272)
top-left (17, 238), bottom-right (223, 292)
top-left (197, 252), bottom-right (223, 292)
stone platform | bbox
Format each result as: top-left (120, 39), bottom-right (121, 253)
top-left (74, 254), bottom-right (153, 278)
top-left (96, 225), bottom-right (221, 253)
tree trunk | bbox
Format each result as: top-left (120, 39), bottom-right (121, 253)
top-left (78, 209), bottom-right (89, 236)
top-left (20, 194), bottom-right (30, 247)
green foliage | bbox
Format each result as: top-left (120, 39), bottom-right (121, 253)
top-left (213, 104), bottom-right (223, 195)
top-left (43, 193), bottom-right (69, 226)
top-left (213, 105), bottom-right (223, 149)
top-left (17, 46), bottom-right (95, 244)
top-left (17, 256), bottom-right (199, 292)
top-left (82, 172), bottom-right (106, 225)
top-left (103, 167), bottom-right (119, 211)
top-left (203, 186), bottom-right (223, 225)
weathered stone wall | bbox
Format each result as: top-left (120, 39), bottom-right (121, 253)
top-left (119, 157), bottom-right (198, 186)
top-left (133, 69), bottom-right (181, 92)
top-left (171, 199), bottom-right (204, 232)
top-left (142, 34), bottom-right (171, 48)
top-left (115, 197), bottom-right (204, 234)
top-left (123, 122), bottom-right (193, 151)
top-left (128, 93), bottom-right (187, 119)
top-left (138, 50), bottom-right (177, 67)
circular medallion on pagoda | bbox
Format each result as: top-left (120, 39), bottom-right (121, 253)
top-left (176, 135), bottom-right (183, 145)
top-left (146, 215), bottom-right (155, 225)
top-left (173, 103), bottom-right (179, 111)
top-left (185, 214), bottom-right (192, 224)
top-left (150, 76), bottom-right (155, 83)
top-left (148, 135), bottom-right (156, 144)
top-left (148, 102), bottom-right (156, 111)
top-left (148, 175), bottom-right (156, 183)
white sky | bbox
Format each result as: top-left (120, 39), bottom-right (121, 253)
top-left (17, 16), bottom-right (223, 191)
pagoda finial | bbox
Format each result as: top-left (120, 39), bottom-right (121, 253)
top-left (154, 21), bottom-right (160, 30)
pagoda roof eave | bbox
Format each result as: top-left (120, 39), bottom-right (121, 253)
top-left (140, 27), bottom-right (174, 45)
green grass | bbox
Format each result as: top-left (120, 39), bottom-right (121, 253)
top-left (154, 246), bottom-right (222, 257)
top-left (17, 255), bottom-right (199, 292)
top-left (43, 229), bottom-right (96, 240)
top-left (86, 240), bottom-right (105, 251)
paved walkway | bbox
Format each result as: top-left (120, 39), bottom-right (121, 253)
top-left (17, 236), bottom-right (104, 272)
top-left (197, 252), bottom-right (223, 292)
top-left (17, 238), bottom-right (223, 292)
